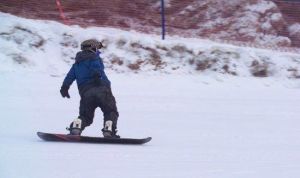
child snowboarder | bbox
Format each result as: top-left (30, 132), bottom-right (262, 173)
top-left (60, 39), bottom-right (119, 138)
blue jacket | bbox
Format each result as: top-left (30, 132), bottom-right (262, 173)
top-left (62, 50), bottom-right (111, 94)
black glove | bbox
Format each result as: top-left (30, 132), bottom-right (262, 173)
top-left (60, 85), bottom-right (70, 98)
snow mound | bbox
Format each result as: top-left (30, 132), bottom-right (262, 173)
top-left (1, 12), bottom-right (300, 79)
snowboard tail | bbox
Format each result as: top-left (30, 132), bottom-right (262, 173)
top-left (37, 132), bottom-right (151, 145)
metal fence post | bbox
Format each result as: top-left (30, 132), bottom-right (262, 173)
top-left (161, 0), bottom-right (166, 40)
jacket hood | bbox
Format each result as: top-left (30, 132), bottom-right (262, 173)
top-left (75, 50), bottom-right (98, 63)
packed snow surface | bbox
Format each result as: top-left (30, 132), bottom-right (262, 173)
top-left (0, 73), bottom-right (300, 178)
top-left (0, 12), bottom-right (300, 178)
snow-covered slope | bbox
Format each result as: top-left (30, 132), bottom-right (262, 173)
top-left (1, 12), bottom-right (300, 80)
top-left (1, 0), bottom-right (300, 47)
top-left (1, 13), bottom-right (300, 178)
top-left (1, 72), bottom-right (300, 178)
top-left (168, 0), bottom-right (291, 46)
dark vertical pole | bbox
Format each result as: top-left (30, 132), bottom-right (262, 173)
top-left (161, 0), bottom-right (166, 40)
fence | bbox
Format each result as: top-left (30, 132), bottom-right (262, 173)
top-left (0, 0), bottom-right (299, 53)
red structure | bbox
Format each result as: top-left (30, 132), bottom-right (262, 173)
top-left (55, 0), bottom-right (69, 25)
top-left (0, 0), bottom-right (299, 51)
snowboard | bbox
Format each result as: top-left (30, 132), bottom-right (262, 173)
top-left (37, 132), bottom-right (151, 145)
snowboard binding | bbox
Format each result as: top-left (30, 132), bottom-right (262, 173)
top-left (102, 120), bottom-right (120, 138)
top-left (67, 118), bottom-right (83, 136)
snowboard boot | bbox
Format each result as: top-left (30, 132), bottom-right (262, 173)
top-left (102, 120), bottom-right (120, 138)
top-left (67, 118), bottom-right (83, 136)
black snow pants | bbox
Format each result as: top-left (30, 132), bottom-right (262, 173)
top-left (78, 85), bottom-right (119, 131)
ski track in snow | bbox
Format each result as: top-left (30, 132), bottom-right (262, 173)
top-left (0, 72), bottom-right (300, 178)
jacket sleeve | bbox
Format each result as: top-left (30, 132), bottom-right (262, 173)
top-left (90, 58), bottom-right (111, 87)
top-left (62, 65), bottom-right (76, 87)
top-left (101, 70), bottom-right (111, 87)
top-left (99, 58), bottom-right (111, 87)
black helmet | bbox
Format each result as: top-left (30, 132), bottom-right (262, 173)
top-left (80, 39), bottom-right (103, 51)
